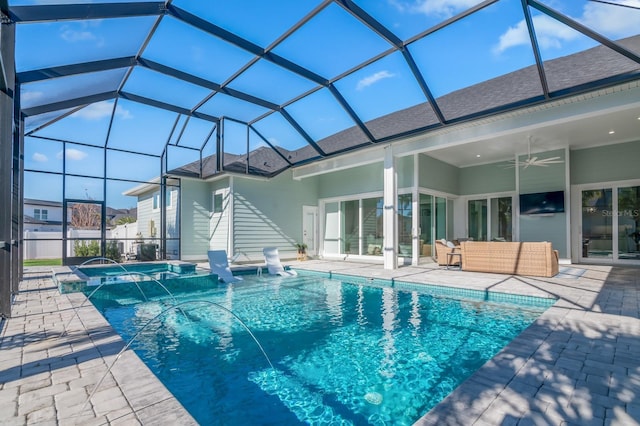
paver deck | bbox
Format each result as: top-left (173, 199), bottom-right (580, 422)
top-left (1, 261), bottom-right (639, 425)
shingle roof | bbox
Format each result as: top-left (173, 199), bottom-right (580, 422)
top-left (168, 34), bottom-right (640, 178)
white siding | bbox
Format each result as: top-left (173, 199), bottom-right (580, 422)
top-left (210, 187), bottom-right (230, 251)
top-left (231, 172), bottom-right (319, 262)
top-left (180, 180), bottom-right (212, 260)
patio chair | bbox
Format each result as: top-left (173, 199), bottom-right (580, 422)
top-left (207, 250), bottom-right (243, 283)
top-left (263, 247), bottom-right (298, 277)
top-left (434, 239), bottom-right (461, 267)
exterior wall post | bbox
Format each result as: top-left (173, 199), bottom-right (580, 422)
top-left (383, 145), bottom-right (397, 270)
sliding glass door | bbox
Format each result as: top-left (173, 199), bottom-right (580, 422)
top-left (580, 185), bottom-right (640, 262)
top-left (618, 186), bottom-right (640, 260)
top-left (581, 189), bottom-right (612, 259)
top-left (419, 193), bottom-right (448, 260)
top-left (467, 196), bottom-right (512, 242)
top-left (398, 194), bottom-right (412, 257)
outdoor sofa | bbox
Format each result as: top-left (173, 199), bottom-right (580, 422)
top-left (460, 241), bottom-right (559, 277)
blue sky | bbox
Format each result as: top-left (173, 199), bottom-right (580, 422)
top-left (15, 0), bottom-right (640, 208)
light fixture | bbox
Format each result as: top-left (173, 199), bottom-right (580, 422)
top-left (609, 130), bottom-right (615, 135)
top-left (476, 154), bottom-right (481, 158)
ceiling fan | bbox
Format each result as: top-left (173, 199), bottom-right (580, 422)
top-left (506, 136), bottom-right (564, 168)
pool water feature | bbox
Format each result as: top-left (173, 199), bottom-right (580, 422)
top-left (55, 261), bottom-right (216, 294)
top-left (86, 272), bottom-right (555, 425)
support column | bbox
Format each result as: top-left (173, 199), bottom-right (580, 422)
top-left (383, 145), bottom-right (397, 270)
top-left (0, 13), bottom-right (16, 318)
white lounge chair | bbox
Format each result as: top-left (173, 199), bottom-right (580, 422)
top-left (207, 250), bottom-right (243, 283)
top-left (263, 247), bottom-right (297, 277)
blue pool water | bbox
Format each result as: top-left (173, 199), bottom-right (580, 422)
top-left (86, 272), bottom-right (554, 425)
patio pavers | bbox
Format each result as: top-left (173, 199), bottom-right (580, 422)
top-left (0, 267), bottom-right (196, 425)
top-left (1, 261), bottom-right (639, 425)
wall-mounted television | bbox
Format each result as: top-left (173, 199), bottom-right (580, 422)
top-left (519, 190), bottom-right (565, 215)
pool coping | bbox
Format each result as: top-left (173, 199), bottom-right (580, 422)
top-left (2, 260), bottom-right (639, 425)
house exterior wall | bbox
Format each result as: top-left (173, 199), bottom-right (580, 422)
top-left (318, 162), bottom-right (383, 199)
top-left (180, 179), bottom-right (213, 261)
top-left (209, 178), bottom-right (231, 252)
top-left (458, 162), bottom-right (516, 195)
top-left (232, 171), bottom-right (319, 261)
top-left (136, 192), bottom-right (155, 240)
top-left (571, 140), bottom-right (640, 184)
top-left (396, 156), bottom-right (414, 190)
top-left (518, 149), bottom-right (568, 257)
top-left (149, 142), bottom-right (640, 265)
top-left (418, 154), bottom-right (459, 194)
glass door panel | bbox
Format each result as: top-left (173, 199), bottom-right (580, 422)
top-left (618, 186), bottom-right (640, 260)
top-left (581, 189), bottom-right (612, 259)
top-left (341, 200), bottom-right (359, 255)
top-left (468, 199), bottom-right (487, 241)
top-left (419, 194), bottom-right (433, 258)
top-left (323, 202), bottom-right (340, 254)
top-left (435, 197), bottom-right (447, 241)
top-left (362, 197), bottom-right (383, 256)
top-left (398, 194), bottom-right (412, 257)
top-left (490, 197), bottom-right (512, 241)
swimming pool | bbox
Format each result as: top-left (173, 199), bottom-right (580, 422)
top-left (86, 271), bottom-right (555, 425)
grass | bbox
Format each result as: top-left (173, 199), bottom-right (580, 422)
top-left (23, 258), bottom-right (62, 267)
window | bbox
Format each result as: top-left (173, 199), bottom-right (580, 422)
top-left (152, 192), bottom-right (160, 210)
top-left (34, 208), bottom-right (48, 220)
top-left (212, 192), bottom-right (224, 214)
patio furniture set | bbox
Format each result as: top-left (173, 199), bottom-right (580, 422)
top-left (435, 239), bottom-right (560, 278)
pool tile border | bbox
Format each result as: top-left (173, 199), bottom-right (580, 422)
top-left (300, 269), bottom-right (557, 308)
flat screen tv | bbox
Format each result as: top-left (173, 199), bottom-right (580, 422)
top-left (520, 190), bottom-right (565, 215)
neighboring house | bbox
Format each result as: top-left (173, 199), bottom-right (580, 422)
top-left (123, 179), bottom-right (180, 259)
top-left (23, 199), bottom-right (139, 260)
top-left (23, 198), bottom-right (70, 232)
top-left (106, 206), bottom-right (137, 228)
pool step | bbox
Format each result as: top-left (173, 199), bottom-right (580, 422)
top-left (248, 369), bottom-right (352, 425)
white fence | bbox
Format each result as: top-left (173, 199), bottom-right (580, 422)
top-left (24, 223), bottom-right (139, 260)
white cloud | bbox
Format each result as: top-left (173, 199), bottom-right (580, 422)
top-left (582, 1), bottom-right (640, 38)
top-left (389, 0), bottom-right (482, 18)
top-left (71, 101), bottom-right (132, 120)
top-left (60, 25), bottom-right (96, 43)
top-left (59, 21), bottom-right (105, 47)
top-left (494, 1), bottom-right (640, 55)
top-left (493, 15), bottom-right (578, 55)
top-left (32, 152), bottom-right (48, 162)
top-left (57, 148), bottom-right (88, 161)
top-left (493, 20), bottom-right (530, 54)
top-left (356, 70), bottom-right (396, 91)
top-left (21, 90), bottom-right (44, 103)
top-left (415, 0), bottom-right (482, 17)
